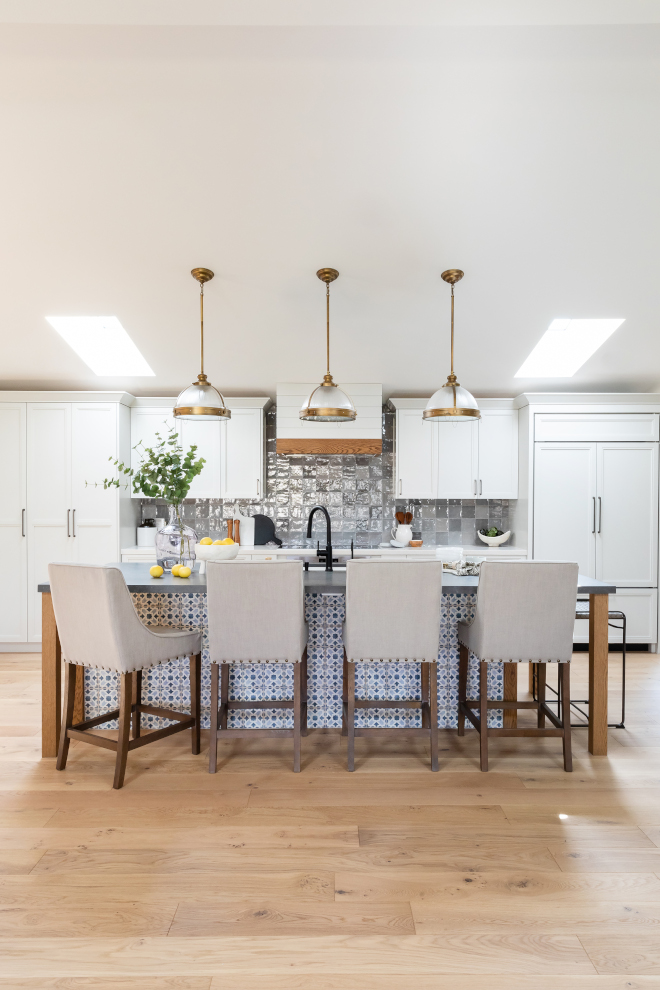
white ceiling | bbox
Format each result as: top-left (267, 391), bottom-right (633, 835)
top-left (1, 7), bottom-right (659, 399)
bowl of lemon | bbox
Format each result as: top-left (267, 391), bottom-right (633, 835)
top-left (194, 537), bottom-right (239, 573)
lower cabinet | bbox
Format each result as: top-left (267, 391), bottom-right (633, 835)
top-left (573, 588), bottom-right (658, 645)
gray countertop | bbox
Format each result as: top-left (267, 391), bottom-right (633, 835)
top-left (38, 562), bottom-right (616, 596)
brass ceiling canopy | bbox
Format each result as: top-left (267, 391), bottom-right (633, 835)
top-left (300, 268), bottom-right (357, 423)
top-left (173, 268), bottom-right (231, 421)
top-left (422, 269), bottom-right (480, 422)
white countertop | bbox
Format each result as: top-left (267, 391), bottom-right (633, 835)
top-left (122, 543), bottom-right (527, 557)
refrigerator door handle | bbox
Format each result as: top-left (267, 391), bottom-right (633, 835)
top-left (597, 496), bottom-right (602, 534)
top-left (592, 496), bottom-right (596, 534)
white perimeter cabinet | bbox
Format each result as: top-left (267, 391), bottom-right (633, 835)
top-left (529, 408), bottom-right (660, 644)
top-left (130, 399), bottom-right (269, 500)
top-left (0, 395), bottom-right (137, 645)
top-left (391, 399), bottom-right (518, 500)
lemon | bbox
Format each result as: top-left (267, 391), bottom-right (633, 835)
top-left (220, 537), bottom-right (235, 545)
top-left (199, 537), bottom-right (213, 545)
top-left (171, 564), bottom-right (181, 576)
top-left (149, 565), bottom-right (163, 578)
top-left (212, 539), bottom-right (223, 545)
top-left (177, 565), bottom-right (191, 578)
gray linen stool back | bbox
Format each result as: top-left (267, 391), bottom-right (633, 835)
top-left (344, 559), bottom-right (443, 662)
top-left (207, 561), bottom-right (306, 662)
top-left (48, 562), bottom-right (201, 672)
top-left (458, 561), bottom-right (579, 662)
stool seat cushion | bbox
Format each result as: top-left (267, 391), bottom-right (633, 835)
top-left (48, 563), bottom-right (201, 673)
top-left (457, 560), bottom-right (578, 663)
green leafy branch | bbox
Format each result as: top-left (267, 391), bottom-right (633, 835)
top-left (87, 424), bottom-right (206, 504)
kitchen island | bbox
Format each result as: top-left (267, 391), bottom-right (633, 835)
top-left (39, 563), bottom-right (615, 758)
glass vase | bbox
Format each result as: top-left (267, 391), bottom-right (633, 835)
top-left (155, 504), bottom-right (198, 570)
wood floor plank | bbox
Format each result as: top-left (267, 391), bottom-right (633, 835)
top-left (208, 979), bottom-right (660, 990)
top-left (0, 810), bottom-right (55, 828)
top-left (334, 871), bottom-right (660, 903)
top-left (357, 825), bottom-right (655, 848)
top-left (411, 898), bottom-right (660, 934)
top-left (0, 899), bottom-right (178, 937)
top-left (30, 843), bottom-right (562, 874)
top-left (0, 981), bottom-right (211, 989)
top-left (549, 847), bottom-right (660, 872)
top-left (169, 901), bottom-right (415, 936)
top-left (0, 851), bottom-right (46, 874)
top-left (0, 872), bottom-right (335, 899)
top-left (0, 826), bottom-right (359, 851)
top-left (580, 935), bottom-right (660, 974)
top-left (0, 934), bottom-right (597, 977)
top-left (44, 804), bottom-right (507, 828)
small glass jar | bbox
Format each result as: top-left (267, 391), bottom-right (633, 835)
top-left (155, 504), bottom-right (198, 570)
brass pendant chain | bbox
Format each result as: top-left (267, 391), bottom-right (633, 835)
top-left (200, 282), bottom-right (205, 378)
top-left (326, 281), bottom-right (330, 377)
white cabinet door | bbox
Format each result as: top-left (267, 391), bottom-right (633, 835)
top-left (222, 408), bottom-right (264, 500)
top-left (130, 406), bottom-right (177, 497)
top-left (178, 419), bottom-right (223, 499)
top-left (395, 409), bottom-right (436, 499)
top-left (596, 442), bottom-right (658, 587)
top-left (26, 403), bottom-right (72, 642)
top-left (533, 442), bottom-right (597, 577)
top-left (0, 404), bottom-right (27, 641)
top-left (478, 409), bottom-right (518, 498)
top-left (574, 589), bottom-right (658, 645)
top-left (436, 420), bottom-right (478, 499)
top-left (71, 403), bottom-right (119, 565)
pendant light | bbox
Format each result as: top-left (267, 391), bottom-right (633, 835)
top-left (423, 269), bottom-right (480, 422)
top-left (173, 268), bottom-right (231, 421)
top-left (300, 268), bottom-right (357, 422)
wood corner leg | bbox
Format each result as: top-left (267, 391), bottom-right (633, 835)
top-left (293, 662), bottom-right (301, 773)
top-left (347, 662), bottom-right (355, 772)
top-left (113, 672), bottom-right (132, 790)
top-left (190, 653), bottom-right (201, 755)
top-left (503, 662), bottom-right (518, 729)
top-left (56, 661), bottom-right (76, 771)
top-left (208, 663), bottom-right (219, 774)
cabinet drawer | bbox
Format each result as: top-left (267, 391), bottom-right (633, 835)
top-left (535, 413), bottom-right (659, 443)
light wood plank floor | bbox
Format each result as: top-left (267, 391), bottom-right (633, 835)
top-left (1, 650), bottom-right (660, 988)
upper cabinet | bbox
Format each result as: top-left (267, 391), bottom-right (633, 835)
top-left (130, 398), bottom-right (270, 500)
top-left (391, 399), bottom-right (518, 500)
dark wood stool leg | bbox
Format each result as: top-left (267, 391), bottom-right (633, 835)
top-left (421, 662), bottom-right (430, 729)
top-left (430, 661), bottom-right (439, 772)
top-left (458, 644), bottom-right (468, 736)
top-left (131, 671), bottom-right (142, 741)
top-left (341, 650), bottom-right (348, 736)
top-left (220, 664), bottom-right (229, 731)
top-left (113, 672), bottom-right (132, 790)
top-left (293, 661), bottom-right (302, 773)
top-left (479, 661), bottom-right (489, 772)
top-left (537, 663), bottom-right (547, 727)
top-left (56, 661), bottom-right (76, 771)
top-left (347, 662), bottom-right (356, 772)
top-left (209, 663), bottom-right (219, 774)
top-left (560, 662), bottom-right (573, 772)
top-left (301, 647), bottom-right (309, 737)
top-left (190, 653), bottom-right (201, 755)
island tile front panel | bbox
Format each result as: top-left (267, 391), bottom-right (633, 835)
top-left (84, 591), bottom-right (505, 730)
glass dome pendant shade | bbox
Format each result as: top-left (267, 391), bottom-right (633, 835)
top-left (173, 268), bottom-right (231, 421)
top-left (300, 268), bottom-right (357, 422)
top-left (423, 269), bottom-right (480, 422)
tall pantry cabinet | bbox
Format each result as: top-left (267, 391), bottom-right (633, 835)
top-left (1, 393), bottom-right (137, 645)
top-left (515, 399), bottom-right (660, 645)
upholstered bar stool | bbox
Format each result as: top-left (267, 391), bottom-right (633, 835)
top-left (457, 560), bottom-right (578, 772)
top-left (343, 559), bottom-right (444, 772)
top-left (206, 561), bottom-right (308, 773)
top-left (49, 563), bottom-right (202, 789)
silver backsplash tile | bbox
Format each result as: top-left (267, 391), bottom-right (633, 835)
top-left (141, 407), bottom-right (511, 548)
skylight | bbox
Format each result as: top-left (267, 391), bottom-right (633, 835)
top-left (45, 316), bottom-right (155, 377)
top-left (514, 318), bottom-right (625, 378)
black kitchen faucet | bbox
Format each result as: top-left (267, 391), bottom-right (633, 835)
top-left (307, 505), bottom-right (333, 571)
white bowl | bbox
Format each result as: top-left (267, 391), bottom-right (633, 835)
top-left (477, 530), bottom-right (511, 547)
top-left (194, 543), bottom-right (240, 573)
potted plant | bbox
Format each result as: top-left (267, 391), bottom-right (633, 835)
top-left (98, 426), bottom-right (205, 569)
